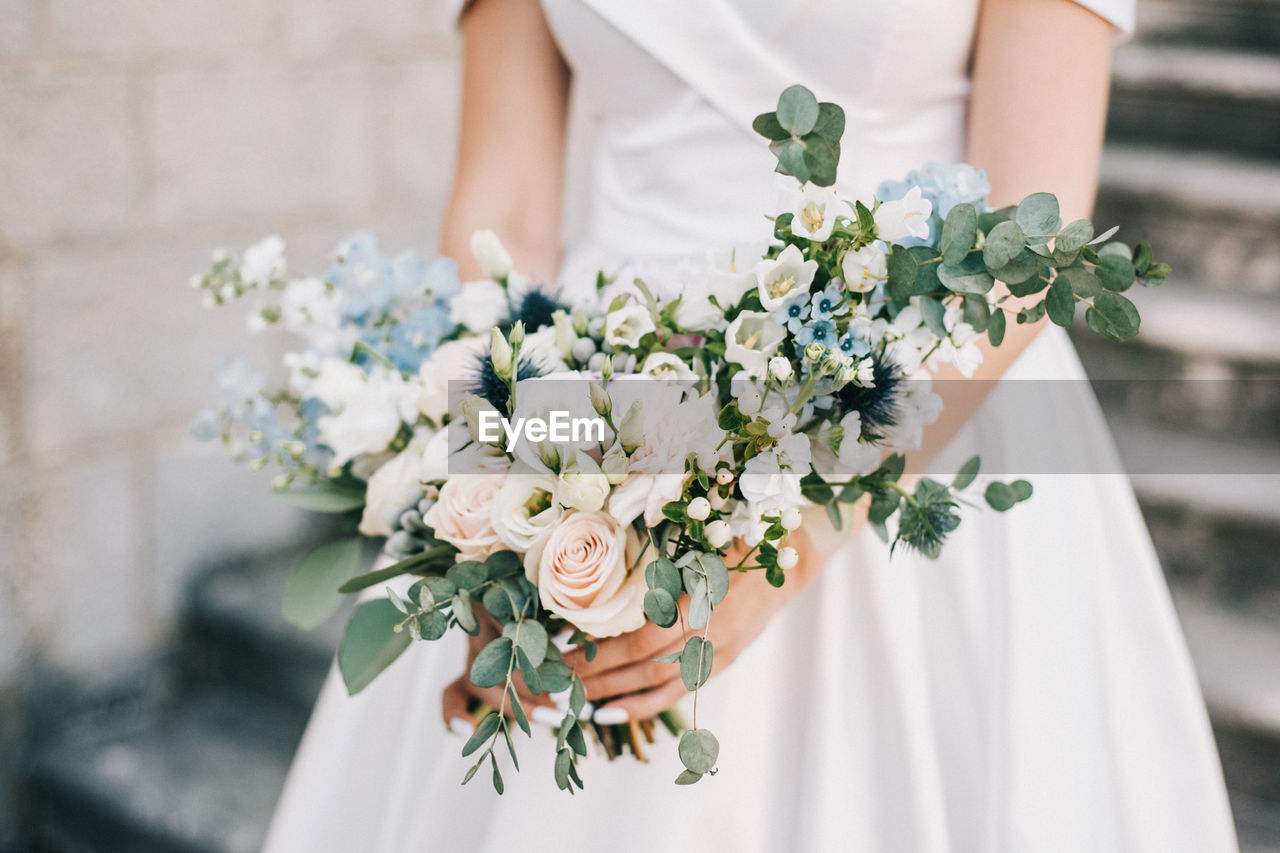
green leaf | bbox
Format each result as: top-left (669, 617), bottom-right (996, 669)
top-left (485, 550), bottom-right (523, 579)
top-left (1014, 192), bottom-right (1061, 241)
top-left (813, 101), bottom-right (846, 142)
top-left (554, 748), bottom-right (572, 790)
top-left (337, 562), bottom-right (409, 596)
top-left (987, 307), bottom-right (1006, 346)
top-left (645, 558), bottom-right (683, 600)
top-left (570, 675), bottom-right (586, 716)
top-left (776, 84), bottom-right (819, 135)
top-left (1055, 219), bottom-right (1093, 260)
top-left (515, 646), bottom-right (541, 695)
top-left (953, 456), bottom-right (981, 490)
top-left (675, 769), bottom-right (704, 785)
top-left (698, 553), bottom-right (730, 606)
top-left (536, 660), bottom-right (573, 694)
top-left (1092, 291), bottom-right (1140, 341)
top-left (1060, 267), bottom-right (1102, 299)
top-left (1011, 479), bottom-right (1034, 501)
top-left (983, 220), bottom-right (1025, 270)
top-left (282, 537), bottom-right (363, 629)
top-left (452, 590), bottom-right (478, 634)
top-left (1096, 254), bottom-right (1136, 292)
top-left (940, 203), bottom-right (978, 267)
top-left (751, 112), bottom-right (789, 141)
top-left (962, 293), bottom-right (990, 333)
top-left (643, 588), bottom-right (678, 628)
top-left (1017, 300), bottom-right (1046, 325)
top-left (470, 637), bottom-right (514, 689)
top-left (938, 251), bottom-right (994, 295)
top-left (446, 560), bottom-right (488, 590)
top-left (1134, 241), bottom-right (1153, 272)
top-left (481, 584), bottom-right (514, 622)
top-left (654, 650), bottom-right (683, 664)
top-left (1045, 276), bottom-right (1075, 328)
top-left (680, 636), bottom-right (714, 690)
top-left (687, 580), bottom-right (710, 630)
top-left (991, 248), bottom-right (1041, 286)
top-left (984, 482), bottom-right (1018, 512)
top-left (512, 620), bottom-right (548, 667)
top-left (678, 728), bottom-right (720, 774)
top-left (416, 609), bottom-right (449, 641)
top-left (769, 138), bottom-right (809, 184)
top-left (918, 296), bottom-right (947, 338)
top-left (490, 754), bottom-right (504, 795)
top-left (338, 598), bottom-right (412, 695)
top-left (886, 245), bottom-right (918, 300)
top-left (462, 711), bottom-right (500, 757)
top-left (1088, 224), bottom-right (1120, 245)
top-left (906, 245), bottom-right (942, 294)
top-left (800, 132), bottom-right (839, 187)
top-left (273, 486), bottom-right (365, 513)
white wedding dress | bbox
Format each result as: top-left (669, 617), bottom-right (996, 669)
top-left (264, 1), bottom-right (1239, 850)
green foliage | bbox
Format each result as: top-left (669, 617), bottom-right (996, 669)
top-left (272, 483), bottom-right (365, 513)
top-left (940, 204), bottom-right (978, 267)
top-left (338, 599), bottom-right (412, 695)
top-left (282, 537), bottom-right (363, 629)
top-left (753, 85), bottom-right (845, 186)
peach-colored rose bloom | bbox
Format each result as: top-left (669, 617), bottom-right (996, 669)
top-left (523, 510), bottom-right (646, 638)
top-left (424, 474), bottom-right (504, 561)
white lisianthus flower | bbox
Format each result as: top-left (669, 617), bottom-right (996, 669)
top-left (672, 290), bottom-right (723, 331)
top-left (755, 244), bottom-right (818, 312)
top-left (640, 353), bottom-right (697, 381)
top-left (556, 450), bottom-right (610, 512)
top-left (470, 229), bottom-right (512, 280)
top-left (450, 279), bottom-right (509, 332)
top-left (318, 368), bottom-right (421, 467)
top-left (874, 186), bottom-right (933, 242)
top-left (308, 358), bottom-right (367, 410)
top-left (841, 245), bottom-right (889, 293)
top-left (492, 471), bottom-right (563, 552)
top-left (788, 184), bottom-right (851, 242)
top-left (239, 235), bottom-right (285, 288)
top-left (604, 304), bottom-right (656, 349)
top-left (724, 311), bottom-right (786, 378)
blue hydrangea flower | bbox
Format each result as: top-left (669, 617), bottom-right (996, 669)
top-left (876, 163), bottom-right (991, 247)
top-left (773, 291), bottom-right (812, 334)
top-left (795, 318), bottom-right (836, 349)
top-left (837, 330), bottom-right (871, 358)
top-left (378, 305), bottom-right (455, 372)
top-left (809, 283), bottom-right (849, 321)
top-left (189, 409), bottom-right (221, 442)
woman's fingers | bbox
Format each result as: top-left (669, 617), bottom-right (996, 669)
top-left (441, 676), bottom-right (476, 736)
top-left (566, 620), bottom-right (681, 676)
top-left (594, 676), bottom-right (690, 723)
top-left (578, 650), bottom-right (682, 702)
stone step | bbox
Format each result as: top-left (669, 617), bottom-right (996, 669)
top-left (1109, 44), bottom-right (1280, 161)
top-left (1135, 0), bottom-right (1280, 52)
top-left (1096, 146), bottom-right (1280, 297)
top-left (22, 692), bottom-right (298, 853)
top-left (182, 548), bottom-right (355, 721)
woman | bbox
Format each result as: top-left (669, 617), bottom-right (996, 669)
top-left (265, 1), bottom-right (1239, 850)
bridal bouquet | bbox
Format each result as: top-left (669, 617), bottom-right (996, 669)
top-left (191, 85), bottom-right (1169, 793)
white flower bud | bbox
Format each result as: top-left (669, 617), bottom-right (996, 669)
top-left (705, 520), bottom-right (732, 549)
top-left (601, 444), bottom-right (628, 485)
top-left (617, 400), bottom-right (644, 454)
top-left (715, 468), bottom-right (734, 485)
top-left (768, 355), bottom-right (794, 381)
top-left (508, 320), bottom-right (525, 348)
top-left (781, 507), bottom-right (803, 530)
top-left (777, 546), bottom-right (799, 570)
top-left (489, 327), bottom-right (513, 379)
top-left (553, 310), bottom-right (578, 358)
top-left (588, 382), bottom-right (612, 417)
top-left (571, 336), bottom-right (597, 364)
top-left (805, 343), bottom-right (826, 363)
top-left (687, 497), bottom-right (711, 520)
top-left (470, 229), bottom-right (512, 280)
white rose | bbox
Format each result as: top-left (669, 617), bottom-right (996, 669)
top-left (524, 510), bottom-right (646, 637)
top-left (724, 311), bottom-right (786, 378)
top-left (755, 244), bottom-right (818, 312)
top-left (450, 279), bottom-right (509, 332)
top-left (424, 474), bottom-right (505, 561)
top-left (317, 368), bottom-right (421, 467)
top-left (492, 471), bottom-right (563, 552)
top-left (841, 245), bottom-right (888, 293)
top-left (788, 184), bottom-right (851, 242)
top-left (874, 186), bottom-right (933, 243)
top-left (556, 450), bottom-right (610, 512)
top-left (604, 304), bottom-right (656, 349)
top-left (470, 229), bottom-right (512, 280)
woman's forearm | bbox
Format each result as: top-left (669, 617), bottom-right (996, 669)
top-left (440, 0), bottom-right (570, 283)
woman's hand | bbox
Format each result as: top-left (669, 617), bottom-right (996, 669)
top-left (564, 533), bottom-right (824, 723)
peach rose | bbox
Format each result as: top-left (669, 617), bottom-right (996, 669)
top-left (523, 510), bottom-right (646, 638)
top-left (423, 474), bottom-right (504, 561)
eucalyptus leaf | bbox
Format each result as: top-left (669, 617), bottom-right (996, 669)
top-left (984, 482), bottom-right (1018, 512)
top-left (452, 590), bottom-right (478, 634)
top-left (769, 138), bottom-right (809, 183)
top-left (680, 636), bottom-right (714, 690)
top-left (751, 112), bottom-right (789, 141)
top-left (987, 307), bottom-right (1007, 346)
top-left (1096, 254), bottom-right (1136, 292)
top-left (515, 620), bottom-right (549, 667)
top-left (675, 769), bottom-right (703, 785)
top-left (282, 537), bottom-right (363, 629)
top-left (1045, 277), bottom-right (1075, 328)
top-left (1093, 291), bottom-right (1140, 340)
top-left (687, 580), bottom-right (711, 631)
top-left (886, 245), bottom-right (918, 300)
top-left (645, 558), bottom-right (682, 600)
top-left (776, 84), bottom-right (820, 135)
top-left (953, 456), bottom-right (981, 490)
top-left (1015, 192), bottom-right (1061, 241)
top-left (643, 588), bottom-right (678, 628)
top-left (470, 637), bottom-right (514, 689)
top-left (983, 220), bottom-right (1025, 270)
top-left (941, 203), bottom-right (978, 267)
top-left (338, 598), bottom-right (412, 695)
top-left (446, 560), bottom-right (488, 590)
top-left (536, 660), bottom-right (573, 694)
top-left (462, 711), bottom-right (501, 757)
top-left (485, 550), bottom-right (523, 579)
top-left (1060, 267), bottom-right (1102, 298)
top-left (938, 252), bottom-right (994, 295)
top-left (416, 609), bottom-right (449, 641)
top-left (801, 132), bottom-right (839, 187)
top-left (697, 553), bottom-right (730, 606)
top-left (678, 728), bottom-right (720, 774)
top-left (992, 248), bottom-right (1041, 286)
top-left (918, 296), bottom-right (947, 338)
top-left (813, 101), bottom-right (846, 142)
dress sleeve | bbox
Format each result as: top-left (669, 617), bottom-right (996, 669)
top-left (1068, 0), bottom-right (1136, 38)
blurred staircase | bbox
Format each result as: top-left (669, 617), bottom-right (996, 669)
top-left (15, 0), bottom-right (1280, 850)
top-left (1079, 0), bottom-right (1280, 849)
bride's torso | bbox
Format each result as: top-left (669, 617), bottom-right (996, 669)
top-left (541, 0), bottom-right (980, 281)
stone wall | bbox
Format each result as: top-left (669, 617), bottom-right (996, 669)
top-left (0, 0), bottom-right (462, 683)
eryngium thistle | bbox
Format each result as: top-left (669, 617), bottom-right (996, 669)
top-left (512, 288), bottom-right (566, 333)
top-left (835, 351), bottom-right (902, 431)
top-left (892, 478), bottom-right (961, 559)
top-left (470, 351), bottom-right (545, 411)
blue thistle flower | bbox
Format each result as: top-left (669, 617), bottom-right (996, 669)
top-left (512, 288), bottom-right (566, 333)
top-left (836, 351), bottom-right (903, 430)
top-left (470, 351), bottom-right (547, 411)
